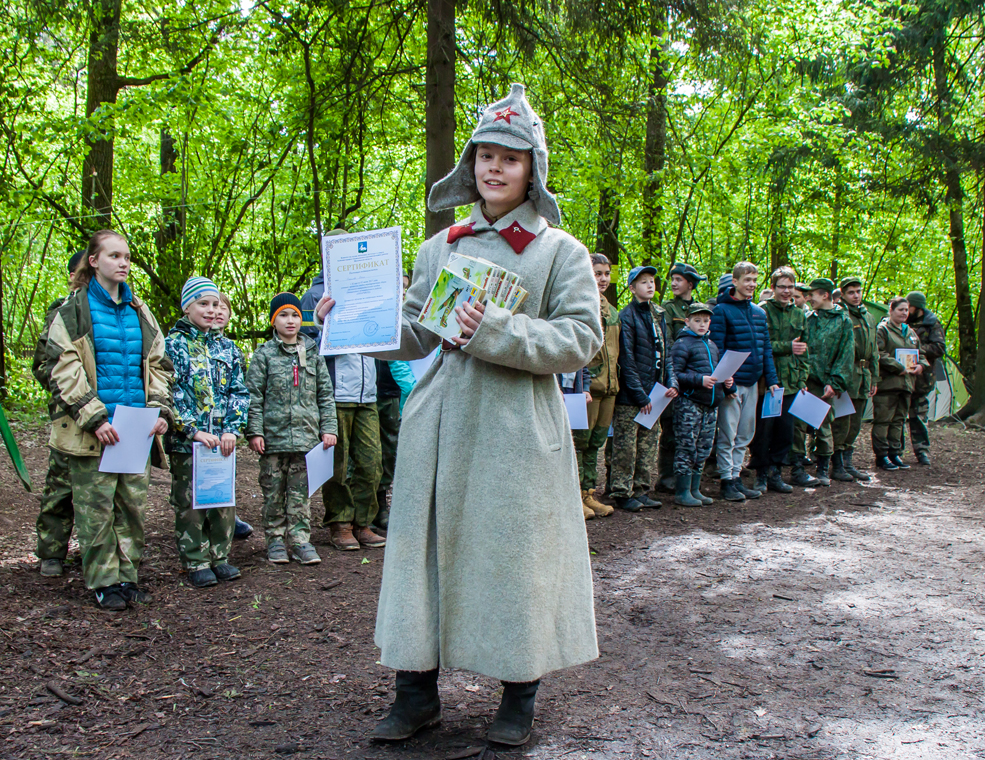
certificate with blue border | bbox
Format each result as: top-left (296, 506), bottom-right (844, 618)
top-left (319, 227), bottom-right (403, 355)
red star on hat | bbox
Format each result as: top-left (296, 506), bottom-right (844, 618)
top-left (494, 107), bottom-right (518, 124)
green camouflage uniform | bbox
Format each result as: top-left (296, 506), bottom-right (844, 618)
top-left (245, 335), bottom-right (337, 546)
top-left (33, 297), bottom-right (76, 561)
top-left (655, 295), bottom-right (694, 486)
top-left (833, 303), bottom-right (880, 453)
top-left (323, 404), bottom-right (382, 527)
top-left (166, 318), bottom-right (249, 571)
top-left (609, 404), bottom-right (658, 499)
top-left (804, 306), bottom-right (854, 457)
top-left (872, 320), bottom-right (927, 456)
top-left (906, 311), bottom-right (946, 454)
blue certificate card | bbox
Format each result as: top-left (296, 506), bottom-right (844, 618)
top-left (192, 443), bottom-right (236, 510)
top-left (320, 227), bottom-right (403, 355)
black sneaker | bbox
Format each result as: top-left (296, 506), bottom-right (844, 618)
top-left (234, 517), bottom-right (254, 539)
top-left (889, 453), bottom-right (910, 470)
top-left (119, 582), bottom-right (153, 605)
top-left (637, 494), bottom-right (663, 509)
top-left (212, 563), bottom-right (241, 581)
top-left (720, 479), bottom-right (746, 502)
top-left (614, 497), bottom-right (644, 512)
top-left (40, 558), bottom-right (64, 577)
top-left (94, 585), bottom-right (127, 611)
top-left (876, 455), bottom-right (898, 471)
top-left (915, 452), bottom-right (931, 466)
top-left (188, 568), bottom-right (219, 588)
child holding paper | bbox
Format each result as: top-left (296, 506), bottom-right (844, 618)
top-left (315, 84), bottom-right (603, 747)
top-left (669, 304), bottom-right (734, 506)
top-left (44, 230), bottom-right (173, 610)
top-left (610, 266), bottom-right (679, 512)
top-left (246, 293), bottom-right (337, 565)
top-left (166, 277), bottom-right (250, 589)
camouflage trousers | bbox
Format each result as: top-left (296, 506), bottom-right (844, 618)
top-left (832, 398), bottom-right (866, 453)
top-left (170, 453), bottom-right (234, 572)
top-left (908, 390), bottom-right (931, 454)
top-left (790, 418), bottom-right (810, 459)
top-left (609, 403), bottom-right (658, 499)
top-left (872, 391), bottom-right (910, 456)
top-left (68, 454), bottom-right (148, 590)
top-left (573, 394), bottom-right (616, 490)
top-left (377, 396), bottom-right (401, 501)
top-left (805, 379), bottom-right (835, 457)
top-left (36, 448), bottom-right (74, 561)
top-left (259, 452), bottom-right (311, 546)
top-left (323, 403), bottom-right (382, 528)
top-left (674, 398), bottom-right (718, 475)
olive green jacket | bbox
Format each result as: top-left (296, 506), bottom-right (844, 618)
top-left (844, 303), bottom-right (880, 398)
top-left (876, 319), bottom-right (929, 394)
top-left (245, 335), bottom-right (337, 453)
top-left (586, 295), bottom-right (620, 397)
top-left (762, 298), bottom-right (808, 395)
top-left (660, 295), bottom-right (694, 341)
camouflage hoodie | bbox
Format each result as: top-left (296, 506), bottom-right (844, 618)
top-left (844, 303), bottom-right (880, 398)
top-left (244, 335), bottom-right (337, 453)
top-left (165, 317), bottom-right (249, 454)
top-left (804, 305), bottom-right (854, 394)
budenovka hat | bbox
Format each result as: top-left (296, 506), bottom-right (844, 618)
top-left (427, 83), bottom-right (561, 225)
top-left (270, 292), bottom-right (303, 325)
top-left (627, 265), bottom-right (657, 287)
top-left (669, 262), bottom-right (707, 286)
top-left (181, 277), bottom-right (220, 311)
top-left (906, 291), bottom-right (927, 310)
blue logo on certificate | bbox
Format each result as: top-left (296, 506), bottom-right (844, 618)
top-left (358, 242), bottom-right (368, 253)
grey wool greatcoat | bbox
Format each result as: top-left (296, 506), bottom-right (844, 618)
top-left (369, 200), bottom-right (603, 682)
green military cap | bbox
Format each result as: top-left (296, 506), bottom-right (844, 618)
top-left (808, 277), bottom-right (835, 293)
top-left (668, 262), bottom-right (708, 286)
top-left (686, 303), bottom-right (714, 316)
top-left (840, 276), bottom-right (863, 289)
top-left (794, 282), bottom-right (812, 293)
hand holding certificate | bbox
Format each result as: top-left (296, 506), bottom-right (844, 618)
top-left (634, 383), bottom-right (675, 430)
top-left (711, 350), bottom-right (749, 383)
top-left (761, 387), bottom-right (784, 419)
top-left (319, 227), bottom-right (403, 355)
top-left (99, 406), bottom-right (161, 474)
top-left (193, 443), bottom-right (236, 509)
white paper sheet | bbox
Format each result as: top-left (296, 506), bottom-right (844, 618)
top-left (832, 392), bottom-right (856, 419)
top-left (761, 387), bottom-right (784, 419)
top-left (409, 348), bottom-right (439, 381)
top-left (563, 394), bottom-right (589, 429)
top-left (305, 443), bottom-right (336, 497)
top-left (788, 389), bottom-right (831, 430)
top-left (711, 350), bottom-right (750, 382)
top-left (634, 382), bottom-right (674, 430)
top-left (192, 444), bottom-right (236, 509)
top-left (98, 406), bottom-right (161, 474)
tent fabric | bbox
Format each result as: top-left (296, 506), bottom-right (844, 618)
top-left (861, 353), bottom-right (969, 423)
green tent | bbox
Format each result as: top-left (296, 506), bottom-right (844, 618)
top-left (927, 354), bottom-right (970, 421)
top-left (0, 405), bottom-right (32, 491)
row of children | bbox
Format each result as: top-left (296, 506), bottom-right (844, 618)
top-left (32, 233), bottom-right (415, 610)
top-left (572, 258), bottom-right (944, 515)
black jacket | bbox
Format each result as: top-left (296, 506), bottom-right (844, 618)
top-left (377, 360), bottom-right (401, 399)
top-left (616, 298), bottom-right (677, 407)
top-left (670, 329), bottom-right (733, 408)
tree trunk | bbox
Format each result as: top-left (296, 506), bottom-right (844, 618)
top-left (596, 188), bottom-right (620, 304)
top-left (933, 41), bottom-right (976, 374)
top-left (82, 0), bottom-right (123, 230)
top-left (0, 251), bottom-right (6, 399)
top-left (966, 178), bottom-right (985, 419)
top-left (641, 3), bottom-right (668, 268)
top-left (425, 0), bottom-right (456, 238)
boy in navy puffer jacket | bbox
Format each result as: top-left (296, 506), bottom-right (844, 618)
top-left (670, 304), bottom-right (734, 506)
top-left (710, 263), bottom-right (780, 502)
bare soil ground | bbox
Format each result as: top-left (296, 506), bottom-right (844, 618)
top-left (0, 416), bottom-right (983, 759)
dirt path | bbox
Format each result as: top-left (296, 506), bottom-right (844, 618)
top-left (0, 417), bottom-right (982, 759)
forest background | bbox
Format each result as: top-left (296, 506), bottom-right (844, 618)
top-left (2, 0), bottom-right (985, 414)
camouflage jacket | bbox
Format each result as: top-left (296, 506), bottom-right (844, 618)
top-left (660, 295), bottom-right (694, 341)
top-left (906, 310), bottom-right (946, 395)
top-left (877, 319), bottom-right (929, 394)
top-left (804, 305), bottom-right (854, 394)
top-left (844, 303), bottom-right (880, 398)
top-left (586, 295), bottom-right (620, 397)
top-left (762, 298), bottom-right (808, 395)
top-left (165, 317), bottom-right (249, 454)
top-left (245, 335), bottom-right (337, 453)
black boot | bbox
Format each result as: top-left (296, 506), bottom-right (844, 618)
top-left (754, 468), bottom-right (768, 495)
top-left (876, 454), bottom-right (898, 471)
top-left (830, 452), bottom-right (854, 482)
top-left (733, 478), bottom-right (761, 499)
top-left (916, 451), bottom-right (931, 466)
top-left (767, 466), bottom-right (793, 493)
top-left (369, 669), bottom-right (441, 741)
top-left (815, 456), bottom-right (831, 487)
top-left (889, 452), bottom-right (910, 469)
top-left (789, 464), bottom-right (820, 488)
top-left (374, 493), bottom-right (390, 531)
top-left (720, 479), bottom-right (745, 502)
top-left (844, 450), bottom-right (870, 481)
top-left (487, 680), bottom-right (539, 746)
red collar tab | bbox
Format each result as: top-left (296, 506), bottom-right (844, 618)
top-left (447, 222), bottom-right (476, 244)
top-left (499, 221), bottom-right (536, 254)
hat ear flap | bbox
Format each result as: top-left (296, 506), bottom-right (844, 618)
top-left (428, 142), bottom-right (481, 214)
